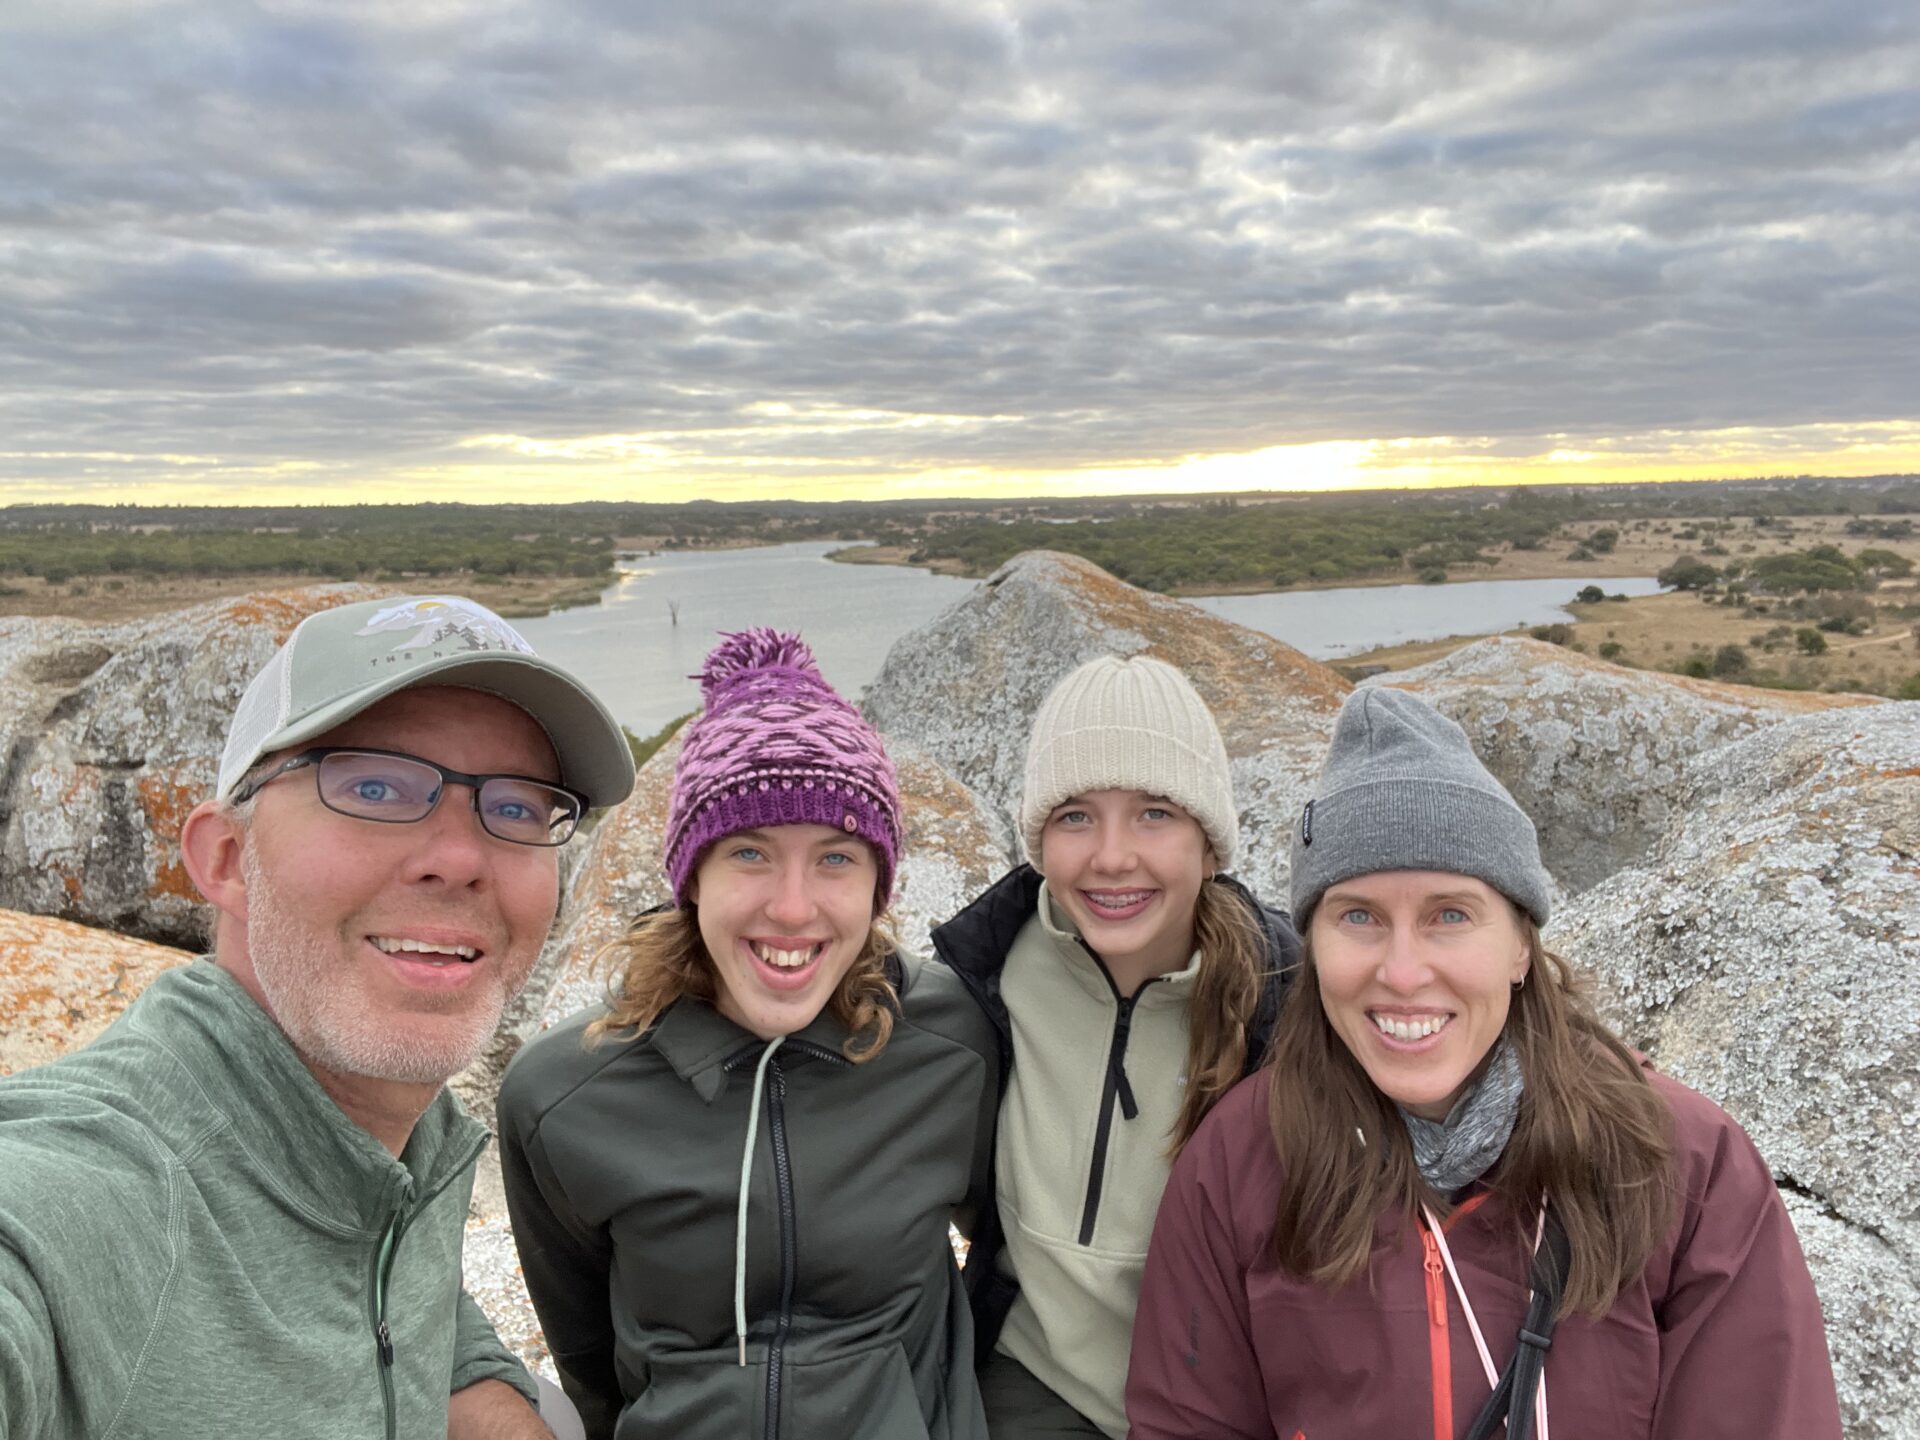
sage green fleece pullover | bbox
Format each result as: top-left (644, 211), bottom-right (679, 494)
top-left (0, 959), bottom-right (536, 1440)
top-left (994, 885), bottom-right (1201, 1438)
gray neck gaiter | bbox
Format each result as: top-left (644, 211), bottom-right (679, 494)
top-left (1400, 1038), bottom-right (1524, 1196)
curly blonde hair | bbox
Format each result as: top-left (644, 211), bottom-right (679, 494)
top-left (586, 903), bottom-right (902, 1063)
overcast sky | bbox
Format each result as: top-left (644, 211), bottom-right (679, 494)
top-left (2, 0), bottom-right (1916, 503)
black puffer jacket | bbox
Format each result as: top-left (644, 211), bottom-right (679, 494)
top-left (928, 866), bottom-right (1298, 1362)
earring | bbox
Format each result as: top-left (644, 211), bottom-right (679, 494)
top-left (1513, 972), bottom-right (1528, 991)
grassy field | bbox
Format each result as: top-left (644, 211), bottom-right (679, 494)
top-left (1344, 513), bottom-right (1920, 697)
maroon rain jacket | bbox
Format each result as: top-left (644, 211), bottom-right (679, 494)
top-left (1127, 1068), bottom-right (1842, 1440)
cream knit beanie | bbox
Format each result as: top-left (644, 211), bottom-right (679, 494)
top-left (1019, 653), bottom-right (1238, 869)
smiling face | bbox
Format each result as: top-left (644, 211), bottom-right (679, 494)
top-left (232, 686), bottom-right (562, 1086)
top-left (1036, 789), bottom-right (1212, 986)
top-left (690, 824), bottom-right (879, 1041)
top-left (1311, 871), bottom-right (1531, 1121)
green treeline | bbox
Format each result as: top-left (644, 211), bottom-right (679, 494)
top-left (3, 476), bottom-right (1916, 592)
top-left (912, 479), bottom-right (1920, 590)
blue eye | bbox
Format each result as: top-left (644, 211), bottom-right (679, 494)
top-left (1437, 907), bottom-right (1469, 925)
top-left (1339, 908), bottom-right (1373, 926)
top-left (1052, 809), bottom-right (1090, 827)
top-left (1142, 807), bottom-right (1173, 821)
top-left (731, 846), bottom-right (764, 863)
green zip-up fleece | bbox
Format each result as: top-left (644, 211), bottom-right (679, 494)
top-left (0, 959), bottom-right (537, 1440)
top-left (497, 952), bottom-right (999, 1440)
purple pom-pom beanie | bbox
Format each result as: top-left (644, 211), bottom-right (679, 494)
top-left (663, 629), bottom-right (903, 906)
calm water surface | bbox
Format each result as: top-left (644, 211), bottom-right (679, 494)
top-left (513, 542), bottom-right (1660, 732)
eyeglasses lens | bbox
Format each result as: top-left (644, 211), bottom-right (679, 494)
top-left (314, 752), bottom-right (579, 845)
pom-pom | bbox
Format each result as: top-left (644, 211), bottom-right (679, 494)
top-left (696, 629), bottom-right (822, 700)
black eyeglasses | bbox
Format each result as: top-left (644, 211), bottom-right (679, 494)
top-left (231, 747), bottom-right (588, 847)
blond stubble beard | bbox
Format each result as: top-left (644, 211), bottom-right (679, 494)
top-left (239, 840), bottom-right (523, 1086)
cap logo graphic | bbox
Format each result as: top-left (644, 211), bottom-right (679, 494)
top-left (1300, 799), bottom-right (1314, 846)
top-left (355, 597), bottom-right (535, 656)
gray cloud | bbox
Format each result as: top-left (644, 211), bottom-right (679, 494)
top-left (0, 0), bottom-right (1915, 493)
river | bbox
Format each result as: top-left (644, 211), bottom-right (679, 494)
top-left (512, 542), bottom-right (1660, 732)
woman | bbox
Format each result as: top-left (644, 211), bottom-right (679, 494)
top-left (1127, 687), bottom-right (1842, 1439)
top-left (932, 654), bottom-right (1298, 1438)
top-left (498, 630), bottom-right (998, 1440)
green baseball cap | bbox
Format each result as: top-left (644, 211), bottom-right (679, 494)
top-left (216, 594), bottom-right (635, 809)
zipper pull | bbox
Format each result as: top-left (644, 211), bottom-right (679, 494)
top-left (376, 1319), bottom-right (395, 1367)
top-left (1420, 1230), bottom-right (1446, 1325)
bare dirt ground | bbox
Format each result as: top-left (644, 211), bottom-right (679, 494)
top-left (0, 571), bottom-right (609, 623)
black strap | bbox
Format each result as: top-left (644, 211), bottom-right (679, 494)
top-left (1461, 1207), bottom-right (1571, 1440)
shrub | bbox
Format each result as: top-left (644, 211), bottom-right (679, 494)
top-left (1795, 628), bottom-right (1828, 655)
top-left (1677, 654), bottom-right (1713, 678)
top-left (1710, 645), bottom-right (1751, 677)
top-left (1598, 641), bottom-right (1625, 661)
top-left (1567, 546), bottom-right (1595, 562)
top-left (1575, 585), bottom-right (1606, 603)
top-left (1657, 556), bottom-right (1719, 591)
top-left (1528, 623), bottom-right (1574, 646)
top-left (1897, 674), bottom-right (1920, 701)
top-left (1418, 566), bottom-right (1447, 584)
top-left (1857, 548), bottom-right (1914, 578)
top-left (1588, 528), bottom-right (1619, 554)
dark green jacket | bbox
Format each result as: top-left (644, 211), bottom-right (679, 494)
top-left (498, 952), bottom-right (998, 1440)
top-left (0, 959), bottom-right (535, 1440)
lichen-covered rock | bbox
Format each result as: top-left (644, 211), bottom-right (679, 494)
top-left (1550, 703), bottom-right (1920, 1435)
top-left (1782, 1193), bottom-right (1920, 1440)
top-left (0, 908), bottom-right (193, 1076)
top-left (1374, 637), bottom-right (1879, 894)
top-left (866, 551), bottom-right (1351, 902)
top-left (0, 586), bottom-right (388, 948)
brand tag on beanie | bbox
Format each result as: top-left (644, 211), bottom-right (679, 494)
top-left (1300, 799), bottom-right (1314, 846)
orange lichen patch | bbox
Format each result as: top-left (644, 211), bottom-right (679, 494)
top-left (0, 910), bottom-right (192, 1076)
top-left (136, 769), bottom-right (208, 901)
top-left (61, 871), bottom-right (83, 904)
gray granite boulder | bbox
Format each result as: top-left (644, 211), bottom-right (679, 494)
top-left (0, 585), bottom-right (386, 948)
top-left (1374, 636), bottom-right (1879, 895)
top-left (1551, 703), bottom-right (1920, 1438)
top-left (866, 550), bottom-right (1352, 903)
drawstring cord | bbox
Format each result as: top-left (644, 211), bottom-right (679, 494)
top-left (735, 1035), bottom-right (784, 1366)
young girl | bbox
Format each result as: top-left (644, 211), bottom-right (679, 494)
top-left (931, 654), bottom-right (1298, 1438)
top-left (1127, 687), bottom-right (1842, 1439)
top-left (498, 630), bottom-right (998, 1440)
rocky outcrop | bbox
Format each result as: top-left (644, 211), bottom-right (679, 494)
top-left (1551, 703), bottom-right (1920, 1438)
top-left (0, 586), bottom-right (388, 948)
top-left (1374, 637), bottom-right (1880, 893)
top-left (0, 908), bottom-right (192, 1076)
top-left (867, 551), bottom-right (1351, 902)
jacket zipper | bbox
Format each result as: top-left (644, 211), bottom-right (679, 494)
top-left (721, 1039), bottom-right (848, 1439)
top-left (1421, 1224), bottom-right (1452, 1440)
top-left (371, 1208), bottom-right (407, 1440)
top-left (1077, 947), bottom-right (1144, 1246)
top-left (763, 1060), bottom-right (797, 1440)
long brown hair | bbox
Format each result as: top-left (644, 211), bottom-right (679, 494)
top-left (1168, 877), bottom-right (1276, 1156)
top-left (586, 904), bottom-right (902, 1063)
top-left (1264, 915), bottom-right (1675, 1317)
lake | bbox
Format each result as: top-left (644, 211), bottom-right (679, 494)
top-left (512, 542), bottom-right (1661, 732)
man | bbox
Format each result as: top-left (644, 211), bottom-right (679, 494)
top-left (0, 595), bottom-right (634, 1439)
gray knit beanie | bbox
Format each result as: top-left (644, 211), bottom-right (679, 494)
top-left (1020, 654), bottom-right (1238, 869)
top-left (1289, 688), bottom-right (1550, 928)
